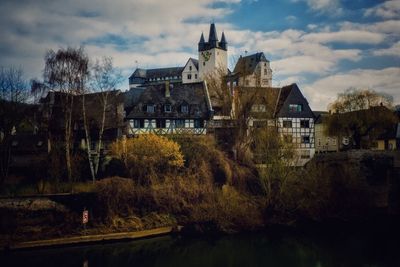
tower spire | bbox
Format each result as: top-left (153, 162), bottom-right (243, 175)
top-left (198, 32), bottom-right (205, 51)
top-left (219, 31), bottom-right (227, 51)
top-left (208, 23), bottom-right (218, 46)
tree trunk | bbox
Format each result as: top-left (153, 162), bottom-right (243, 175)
top-left (65, 95), bottom-right (73, 191)
top-left (94, 92), bottom-right (108, 177)
top-left (82, 94), bottom-right (96, 182)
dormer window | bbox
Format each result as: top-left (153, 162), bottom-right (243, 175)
top-left (181, 104), bottom-right (189, 113)
top-left (164, 104), bottom-right (171, 113)
top-left (289, 104), bottom-right (303, 113)
top-left (146, 104), bottom-right (155, 113)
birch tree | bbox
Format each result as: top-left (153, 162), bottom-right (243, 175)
top-left (88, 56), bottom-right (123, 180)
top-left (44, 47), bottom-right (89, 186)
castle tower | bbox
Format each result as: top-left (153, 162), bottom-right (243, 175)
top-left (198, 23), bottom-right (228, 80)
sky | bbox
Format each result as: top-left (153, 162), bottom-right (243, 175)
top-left (0, 0), bottom-right (399, 110)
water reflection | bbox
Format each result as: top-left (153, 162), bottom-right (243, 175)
top-left (2, 229), bottom-right (400, 267)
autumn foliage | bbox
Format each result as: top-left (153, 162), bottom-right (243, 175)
top-left (110, 134), bottom-right (184, 184)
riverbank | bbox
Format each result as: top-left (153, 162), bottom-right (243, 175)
top-left (2, 226), bottom-right (180, 251)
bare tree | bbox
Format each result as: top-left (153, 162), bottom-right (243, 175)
top-left (88, 56), bottom-right (123, 180)
top-left (326, 88), bottom-right (396, 148)
top-left (0, 66), bottom-right (29, 184)
top-left (44, 47), bottom-right (89, 186)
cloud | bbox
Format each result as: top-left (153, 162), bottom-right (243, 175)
top-left (302, 67), bottom-right (400, 110)
top-left (364, 0), bottom-right (400, 19)
top-left (373, 41), bottom-right (400, 56)
top-left (0, 0), bottom-right (239, 79)
top-left (302, 30), bottom-right (385, 44)
top-left (285, 15), bottom-right (297, 23)
top-left (292, 0), bottom-right (343, 15)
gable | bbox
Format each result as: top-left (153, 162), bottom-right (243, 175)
top-left (182, 58), bottom-right (199, 73)
top-left (276, 84), bottom-right (314, 118)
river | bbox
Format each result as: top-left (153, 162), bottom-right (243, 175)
top-left (2, 225), bottom-right (400, 267)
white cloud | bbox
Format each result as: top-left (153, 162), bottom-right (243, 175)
top-left (302, 67), bottom-right (400, 110)
top-left (365, 0), bottom-right (400, 19)
top-left (0, 0), bottom-right (239, 79)
top-left (373, 41), bottom-right (400, 56)
top-left (285, 15), bottom-right (297, 23)
top-left (292, 0), bottom-right (343, 15)
top-left (302, 30), bottom-right (385, 44)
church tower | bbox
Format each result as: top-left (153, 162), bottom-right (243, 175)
top-left (198, 23), bottom-right (228, 80)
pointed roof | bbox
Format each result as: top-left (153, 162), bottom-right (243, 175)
top-left (199, 32), bottom-right (205, 44)
top-left (233, 52), bottom-right (269, 74)
top-left (274, 83), bottom-right (314, 118)
top-left (220, 32), bottom-right (227, 44)
top-left (208, 23), bottom-right (218, 42)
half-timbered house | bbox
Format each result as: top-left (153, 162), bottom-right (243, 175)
top-left (125, 81), bottom-right (213, 135)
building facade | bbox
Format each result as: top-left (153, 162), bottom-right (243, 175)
top-left (314, 111), bottom-right (339, 153)
top-left (125, 81), bottom-right (213, 135)
top-left (231, 52), bottom-right (272, 88)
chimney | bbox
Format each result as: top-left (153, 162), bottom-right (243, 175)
top-left (165, 81), bottom-right (170, 98)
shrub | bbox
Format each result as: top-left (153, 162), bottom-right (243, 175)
top-left (110, 134), bottom-right (184, 184)
top-left (95, 177), bottom-right (135, 220)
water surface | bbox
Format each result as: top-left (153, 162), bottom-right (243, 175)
top-left (2, 227), bottom-right (400, 267)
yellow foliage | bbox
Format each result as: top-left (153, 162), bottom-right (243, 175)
top-left (110, 134), bottom-right (184, 181)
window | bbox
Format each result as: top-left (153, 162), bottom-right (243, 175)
top-left (187, 74), bottom-right (192, 80)
top-left (37, 141), bottom-right (43, 147)
top-left (133, 119), bottom-right (144, 128)
top-left (282, 120), bottom-right (292, 128)
top-left (164, 104), bottom-right (171, 113)
top-left (264, 69), bottom-right (268, 75)
top-left (181, 104), bottom-right (189, 113)
top-left (146, 104), bottom-right (155, 113)
top-left (300, 150), bottom-right (311, 159)
top-left (252, 104), bottom-right (266, 112)
top-left (175, 119), bottom-right (185, 128)
top-left (300, 119), bottom-right (310, 128)
top-left (253, 120), bottom-right (267, 128)
top-left (195, 74), bottom-right (197, 79)
top-left (264, 63), bottom-right (267, 67)
top-left (289, 104), bottom-right (303, 113)
top-left (194, 119), bottom-right (204, 128)
top-left (203, 62), bottom-right (205, 66)
top-left (156, 119), bottom-right (166, 128)
top-left (189, 66), bottom-right (192, 71)
top-left (302, 136), bottom-right (310, 144)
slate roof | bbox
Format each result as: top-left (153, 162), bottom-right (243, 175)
top-left (234, 86), bottom-right (280, 119)
top-left (233, 52), bottom-right (269, 75)
top-left (125, 82), bottom-right (212, 120)
top-left (314, 111), bottom-right (329, 124)
top-left (198, 23), bottom-right (227, 51)
top-left (129, 67), bottom-right (184, 81)
top-left (275, 83), bottom-right (315, 119)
